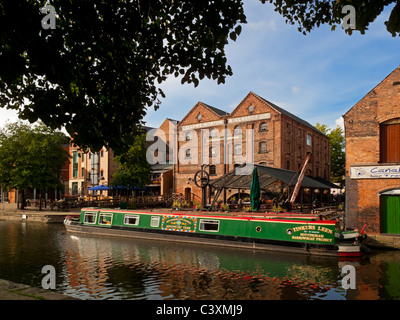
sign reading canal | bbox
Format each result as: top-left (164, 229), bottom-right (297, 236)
top-left (162, 215), bottom-right (197, 233)
top-left (287, 224), bottom-right (334, 244)
top-left (350, 165), bottom-right (400, 179)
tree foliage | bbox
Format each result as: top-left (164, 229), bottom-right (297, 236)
top-left (0, 121), bottom-right (70, 209)
top-left (1, 1), bottom-right (398, 155)
top-left (111, 134), bottom-right (152, 189)
top-left (262, 0), bottom-right (400, 36)
top-left (0, 0), bottom-right (246, 153)
top-left (316, 122), bottom-right (345, 185)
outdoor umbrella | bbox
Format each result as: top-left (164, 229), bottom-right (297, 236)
top-left (250, 167), bottom-right (261, 211)
top-left (88, 185), bottom-right (109, 191)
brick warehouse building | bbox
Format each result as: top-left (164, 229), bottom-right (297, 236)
top-left (344, 66), bottom-right (400, 235)
top-left (173, 91), bottom-right (331, 202)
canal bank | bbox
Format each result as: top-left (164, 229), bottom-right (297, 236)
top-left (0, 279), bottom-right (77, 300)
top-left (0, 202), bottom-right (79, 223)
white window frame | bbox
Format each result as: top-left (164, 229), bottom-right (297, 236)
top-left (234, 143), bottom-right (242, 155)
top-left (306, 133), bottom-right (312, 146)
top-left (124, 214), bottom-right (140, 226)
top-left (199, 219), bottom-right (220, 232)
top-left (150, 216), bottom-right (160, 227)
top-left (98, 213), bottom-right (113, 225)
top-left (83, 212), bottom-right (97, 224)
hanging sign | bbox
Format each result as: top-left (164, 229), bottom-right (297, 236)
top-left (350, 165), bottom-right (400, 179)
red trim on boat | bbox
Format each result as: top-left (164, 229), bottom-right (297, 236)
top-left (82, 208), bottom-right (337, 225)
top-left (338, 252), bottom-right (362, 257)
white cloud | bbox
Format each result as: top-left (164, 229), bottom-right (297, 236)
top-left (336, 117), bottom-right (345, 131)
top-left (291, 86), bottom-right (301, 94)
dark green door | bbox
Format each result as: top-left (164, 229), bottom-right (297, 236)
top-left (381, 196), bottom-right (400, 234)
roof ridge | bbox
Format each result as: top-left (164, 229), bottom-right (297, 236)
top-left (202, 103), bottom-right (229, 116)
top-left (252, 92), bottom-right (326, 136)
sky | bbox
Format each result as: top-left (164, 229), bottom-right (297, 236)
top-left (0, 1), bottom-right (399, 132)
top-left (142, 0), bottom-right (400, 131)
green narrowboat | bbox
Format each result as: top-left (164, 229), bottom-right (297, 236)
top-left (64, 208), bottom-right (362, 258)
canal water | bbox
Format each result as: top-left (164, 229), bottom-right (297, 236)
top-left (0, 220), bottom-right (399, 300)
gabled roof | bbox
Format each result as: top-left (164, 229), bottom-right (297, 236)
top-left (203, 103), bottom-right (229, 116)
top-left (344, 65), bottom-right (400, 118)
top-left (178, 101), bottom-right (228, 127)
top-left (251, 92), bottom-right (325, 136)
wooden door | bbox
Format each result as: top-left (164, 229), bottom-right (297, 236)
top-left (380, 123), bottom-right (400, 163)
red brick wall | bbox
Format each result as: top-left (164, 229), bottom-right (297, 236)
top-left (344, 66), bottom-right (400, 234)
top-left (172, 92), bottom-right (331, 203)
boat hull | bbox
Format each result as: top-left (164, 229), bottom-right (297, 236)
top-left (65, 220), bottom-right (341, 257)
top-left (63, 208), bottom-right (364, 258)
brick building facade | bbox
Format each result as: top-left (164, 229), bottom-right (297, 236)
top-left (344, 66), bottom-right (400, 235)
top-left (173, 91), bottom-right (331, 202)
top-left (69, 145), bottom-right (118, 195)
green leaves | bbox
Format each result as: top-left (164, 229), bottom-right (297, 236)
top-left (263, 0), bottom-right (400, 36)
top-left (111, 134), bottom-right (151, 189)
top-left (315, 122), bottom-right (345, 185)
top-left (0, 122), bottom-right (69, 192)
top-left (0, 0), bottom-right (247, 153)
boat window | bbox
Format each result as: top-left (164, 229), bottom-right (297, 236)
top-left (199, 219), bottom-right (220, 232)
top-left (98, 213), bottom-right (113, 225)
top-left (150, 216), bottom-right (160, 227)
top-left (124, 215), bottom-right (140, 226)
top-left (83, 212), bottom-right (97, 224)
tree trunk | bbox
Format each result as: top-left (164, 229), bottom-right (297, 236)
top-left (39, 190), bottom-right (42, 211)
top-left (20, 189), bottom-right (26, 210)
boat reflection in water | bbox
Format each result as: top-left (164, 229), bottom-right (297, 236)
top-left (62, 233), bottom-right (360, 300)
top-left (1, 221), bottom-right (398, 300)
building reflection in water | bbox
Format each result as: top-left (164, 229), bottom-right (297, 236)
top-left (0, 221), bottom-right (399, 300)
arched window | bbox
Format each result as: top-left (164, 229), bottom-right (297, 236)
top-left (185, 149), bottom-right (191, 158)
top-left (259, 141), bottom-right (267, 154)
top-left (259, 122), bottom-right (268, 132)
top-left (380, 118), bottom-right (400, 163)
top-left (233, 125), bottom-right (242, 136)
top-left (185, 131), bottom-right (192, 141)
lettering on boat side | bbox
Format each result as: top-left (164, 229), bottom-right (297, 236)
top-left (287, 225), bottom-right (334, 243)
top-left (155, 303), bottom-right (243, 317)
top-left (161, 215), bottom-right (197, 232)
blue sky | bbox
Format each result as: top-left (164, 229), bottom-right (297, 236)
top-left (0, 1), bottom-right (399, 132)
top-left (143, 0), bottom-right (400, 131)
